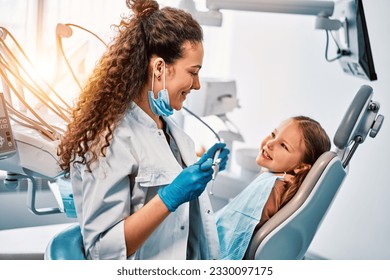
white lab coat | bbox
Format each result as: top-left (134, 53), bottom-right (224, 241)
top-left (71, 103), bottom-right (219, 260)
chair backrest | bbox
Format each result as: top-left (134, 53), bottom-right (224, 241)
top-left (245, 85), bottom-right (384, 260)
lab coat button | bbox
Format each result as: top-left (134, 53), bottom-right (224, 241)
top-left (180, 226), bottom-right (185, 230)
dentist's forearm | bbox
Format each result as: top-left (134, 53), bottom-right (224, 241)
top-left (124, 194), bottom-right (170, 257)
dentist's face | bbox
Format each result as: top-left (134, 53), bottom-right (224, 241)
top-left (165, 41), bottom-right (203, 111)
top-left (256, 120), bottom-right (306, 173)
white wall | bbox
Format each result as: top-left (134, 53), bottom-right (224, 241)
top-left (201, 0), bottom-right (390, 259)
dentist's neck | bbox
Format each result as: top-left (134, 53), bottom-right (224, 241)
top-left (134, 93), bottom-right (164, 129)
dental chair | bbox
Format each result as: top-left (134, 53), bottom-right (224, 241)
top-left (244, 84), bottom-right (384, 260)
top-left (44, 223), bottom-right (85, 260)
top-left (44, 85), bottom-right (383, 260)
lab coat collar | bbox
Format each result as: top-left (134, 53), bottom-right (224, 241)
top-left (126, 104), bottom-right (192, 160)
top-left (123, 103), bottom-right (197, 185)
top-left (128, 102), bottom-right (197, 167)
top-left (127, 102), bottom-right (159, 129)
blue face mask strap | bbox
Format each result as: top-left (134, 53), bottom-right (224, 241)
top-left (151, 69), bottom-right (155, 94)
top-left (162, 62), bottom-right (166, 90)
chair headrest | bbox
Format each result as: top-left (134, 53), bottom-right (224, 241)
top-left (333, 85), bottom-right (384, 150)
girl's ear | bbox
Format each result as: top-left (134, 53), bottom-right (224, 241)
top-left (293, 163), bottom-right (311, 174)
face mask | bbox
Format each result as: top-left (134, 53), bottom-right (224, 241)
top-left (215, 172), bottom-right (282, 260)
top-left (147, 63), bottom-right (173, 117)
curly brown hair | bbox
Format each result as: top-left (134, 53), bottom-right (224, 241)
top-left (57, 0), bottom-right (203, 175)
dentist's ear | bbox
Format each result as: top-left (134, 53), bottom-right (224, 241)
top-left (153, 57), bottom-right (165, 76)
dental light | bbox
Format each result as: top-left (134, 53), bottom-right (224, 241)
top-left (179, 0), bottom-right (377, 81)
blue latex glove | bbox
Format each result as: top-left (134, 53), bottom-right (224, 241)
top-left (199, 142), bottom-right (230, 172)
top-left (158, 156), bottom-right (214, 212)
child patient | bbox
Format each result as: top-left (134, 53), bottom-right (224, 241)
top-left (215, 116), bottom-right (331, 260)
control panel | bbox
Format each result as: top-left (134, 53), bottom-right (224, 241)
top-left (0, 92), bottom-right (16, 158)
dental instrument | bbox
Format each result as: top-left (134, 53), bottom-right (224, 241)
top-left (210, 148), bottom-right (221, 195)
top-left (182, 106), bottom-right (224, 195)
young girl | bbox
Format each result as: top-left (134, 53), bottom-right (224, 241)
top-left (215, 116), bottom-right (331, 260)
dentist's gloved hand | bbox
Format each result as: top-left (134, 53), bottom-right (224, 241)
top-left (158, 156), bottom-right (214, 212)
top-left (199, 142), bottom-right (230, 172)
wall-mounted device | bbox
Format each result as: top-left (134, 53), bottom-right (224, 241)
top-left (184, 78), bottom-right (239, 117)
top-left (332, 0), bottom-right (377, 80)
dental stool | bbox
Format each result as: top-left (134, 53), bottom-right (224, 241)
top-left (44, 223), bottom-right (86, 260)
top-left (244, 85), bottom-right (384, 260)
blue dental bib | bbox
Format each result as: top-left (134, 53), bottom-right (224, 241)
top-left (215, 172), bottom-right (280, 260)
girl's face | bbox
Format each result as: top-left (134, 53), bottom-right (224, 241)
top-left (165, 41), bottom-right (204, 111)
top-left (256, 120), bottom-right (307, 174)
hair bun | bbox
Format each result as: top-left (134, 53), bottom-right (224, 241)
top-left (127, 0), bottom-right (159, 18)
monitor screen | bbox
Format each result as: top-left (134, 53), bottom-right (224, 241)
top-left (336, 0), bottom-right (377, 81)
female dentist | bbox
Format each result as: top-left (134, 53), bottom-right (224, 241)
top-left (57, 0), bottom-right (229, 260)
